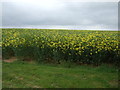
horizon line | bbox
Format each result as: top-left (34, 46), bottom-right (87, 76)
top-left (1, 27), bottom-right (119, 31)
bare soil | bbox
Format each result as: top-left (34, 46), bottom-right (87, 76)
top-left (3, 57), bottom-right (17, 63)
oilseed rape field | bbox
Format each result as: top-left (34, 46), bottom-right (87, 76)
top-left (2, 29), bottom-right (120, 65)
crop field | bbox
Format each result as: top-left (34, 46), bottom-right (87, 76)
top-left (2, 28), bottom-right (120, 65)
top-left (2, 28), bottom-right (119, 88)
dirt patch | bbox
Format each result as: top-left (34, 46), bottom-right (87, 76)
top-left (109, 80), bottom-right (118, 88)
top-left (0, 56), bottom-right (2, 60)
top-left (3, 57), bottom-right (17, 63)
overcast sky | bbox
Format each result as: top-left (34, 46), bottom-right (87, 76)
top-left (2, 0), bottom-right (118, 30)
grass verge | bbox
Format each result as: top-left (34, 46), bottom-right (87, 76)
top-left (2, 60), bottom-right (118, 88)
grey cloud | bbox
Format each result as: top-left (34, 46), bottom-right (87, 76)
top-left (65, 2), bottom-right (117, 25)
top-left (2, 1), bottom-right (118, 30)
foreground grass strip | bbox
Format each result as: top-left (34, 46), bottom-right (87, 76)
top-left (3, 61), bottom-right (118, 88)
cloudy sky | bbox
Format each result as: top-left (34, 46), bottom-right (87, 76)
top-left (2, 0), bottom-right (118, 30)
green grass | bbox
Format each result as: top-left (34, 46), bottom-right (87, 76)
top-left (3, 61), bottom-right (118, 88)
